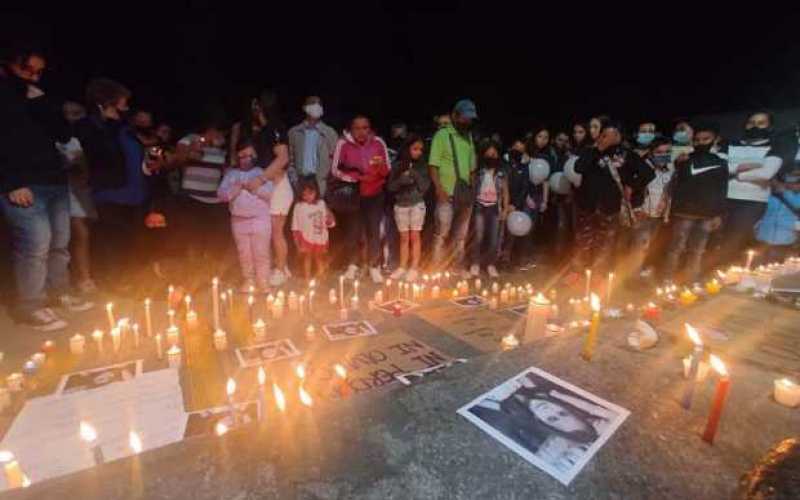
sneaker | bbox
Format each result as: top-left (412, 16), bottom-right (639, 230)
top-left (240, 279), bottom-right (257, 293)
top-left (390, 268), bottom-right (407, 280)
top-left (269, 270), bottom-right (287, 287)
top-left (26, 308), bottom-right (67, 332)
top-left (406, 269), bottom-right (419, 282)
top-left (370, 267), bottom-right (384, 284)
top-left (76, 280), bottom-right (98, 294)
top-left (59, 294), bottom-right (94, 312)
top-left (344, 264), bottom-right (359, 281)
top-left (470, 265), bottom-right (480, 277)
top-left (487, 265), bottom-right (500, 279)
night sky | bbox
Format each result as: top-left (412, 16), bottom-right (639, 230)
top-left (4, 3), bottom-right (800, 139)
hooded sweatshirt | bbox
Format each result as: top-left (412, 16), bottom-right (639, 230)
top-left (670, 151), bottom-right (728, 218)
top-left (387, 157), bottom-right (431, 206)
top-left (330, 131), bottom-right (391, 197)
top-left (574, 145), bottom-right (654, 214)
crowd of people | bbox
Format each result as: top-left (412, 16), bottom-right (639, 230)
top-left (2, 46), bottom-right (799, 332)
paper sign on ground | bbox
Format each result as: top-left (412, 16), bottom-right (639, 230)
top-left (235, 339), bottom-right (301, 368)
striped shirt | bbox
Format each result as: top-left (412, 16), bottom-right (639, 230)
top-left (179, 134), bottom-right (227, 204)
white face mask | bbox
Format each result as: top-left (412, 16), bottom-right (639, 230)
top-left (304, 103), bottom-right (323, 119)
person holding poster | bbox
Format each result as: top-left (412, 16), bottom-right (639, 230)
top-left (719, 111), bottom-right (783, 266)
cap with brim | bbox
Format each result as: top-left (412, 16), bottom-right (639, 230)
top-left (453, 99), bottom-right (478, 120)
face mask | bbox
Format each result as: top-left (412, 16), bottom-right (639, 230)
top-left (637, 132), bottom-right (655, 146)
top-left (744, 127), bottom-right (772, 141)
top-left (673, 131), bottom-right (690, 145)
top-left (484, 158), bottom-right (500, 169)
top-left (509, 150), bottom-right (523, 163)
top-left (652, 154), bottom-right (670, 167)
top-left (304, 103), bottom-right (323, 119)
top-left (693, 144), bottom-right (712, 154)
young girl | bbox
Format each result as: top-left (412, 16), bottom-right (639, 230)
top-left (470, 140), bottom-right (510, 278)
top-left (292, 177), bottom-right (335, 280)
top-left (387, 135), bottom-right (431, 283)
top-left (217, 141), bottom-right (274, 292)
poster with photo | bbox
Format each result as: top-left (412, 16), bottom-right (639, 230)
top-left (55, 360), bottom-right (143, 396)
top-left (452, 295), bottom-right (487, 308)
top-left (235, 339), bottom-right (301, 368)
top-left (375, 299), bottom-right (419, 315)
top-left (458, 366), bottom-right (630, 485)
top-left (183, 402), bottom-right (259, 439)
top-left (323, 320), bottom-right (378, 341)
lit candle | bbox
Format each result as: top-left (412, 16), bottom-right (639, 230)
top-left (253, 319), bottom-right (266, 343)
top-left (226, 378), bottom-right (237, 424)
top-left (351, 295), bottom-right (360, 310)
top-left (166, 325), bottom-right (179, 346)
top-left (702, 355), bottom-right (731, 445)
top-left (683, 356), bottom-right (710, 381)
top-left (288, 292), bottom-right (298, 312)
top-left (745, 249), bottom-right (755, 271)
top-left (257, 366), bottom-right (267, 420)
top-left (273, 383), bottom-right (286, 412)
top-left (186, 309), bottom-right (198, 330)
top-left (334, 363), bottom-right (350, 398)
top-left (247, 295), bottom-right (255, 324)
top-left (489, 296), bottom-right (499, 310)
top-left (773, 378), bottom-right (800, 408)
top-left (105, 303), bottom-right (115, 331)
top-left (525, 293), bottom-right (551, 341)
top-left (6, 373), bottom-right (23, 392)
top-left (500, 289), bottom-right (509, 304)
top-left (295, 363), bottom-right (306, 381)
top-left (642, 302), bottom-right (661, 321)
top-left (31, 352), bottom-right (45, 368)
top-left (70, 334), bottom-right (86, 355)
top-left (155, 334), bottom-right (163, 359)
top-left (492, 282), bottom-right (500, 294)
top-left (501, 334), bottom-right (520, 351)
top-left (132, 324), bottom-right (140, 348)
top-left (41, 340), bottom-right (55, 353)
top-left (339, 307), bottom-right (348, 321)
top-left (329, 288), bottom-right (338, 306)
top-left (167, 345), bottom-right (182, 368)
top-left (215, 421), bottom-right (229, 437)
top-left (305, 324), bottom-right (316, 341)
top-left (339, 275), bottom-right (345, 305)
top-left (167, 285), bottom-right (174, 304)
top-left (452, 288), bottom-right (459, 299)
top-left (606, 272), bottom-right (614, 304)
top-left (432, 286), bottom-right (440, 300)
top-left (374, 290), bottom-right (384, 304)
top-left (213, 329), bottom-right (227, 351)
top-left (299, 384), bottom-right (313, 407)
top-left (22, 360), bottom-right (37, 377)
top-left (299, 295), bottom-right (306, 315)
top-left (129, 431), bottom-right (143, 454)
top-left (272, 299), bottom-right (284, 320)
top-left (354, 280), bottom-right (359, 298)
top-left (92, 329), bottom-right (104, 354)
top-left (212, 277), bottom-right (220, 330)
top-left (80, 421), bottom-right (104, 465)
top-left (398, 280), bottom-right (403, 300)
top-left (705, 279), bottom-right (721, 295)
top-left (167, 309), bottom-right (175, 328)
top-left (308, 290), bottom-right (315, 314)
top-left (580, 294), bottom-right (601, 362)
top-left (227, 288), bottom-right (234, 310)
top-left (110, 327), bottom-right (121, 353)
top-left (184, 294), bottom-right (192, 311)
top-left (584, 269), bottom-right (592, 300)
top-left (679, 288), bottom-right (697, 306)
top-left (144, 299), bottom-right (153, 338)
top-left (681, 323), bottom-right (704, 409)
top-left (475, 279), bottom-right (482, 292)
top-left (0, 451), bottom-right (25, 489)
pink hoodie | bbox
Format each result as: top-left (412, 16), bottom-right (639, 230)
top-left (330, 132), bottom-right (391, 197)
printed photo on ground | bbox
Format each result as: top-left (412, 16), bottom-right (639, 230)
top-left (375, 299), bottom-right (419, 314)
top-left (323, 320), bottom-right (378, 341)
top-left (235, 339), bottom-right (301, 368)
top-left (452, 295), bottom-right (487, 308)
top-left (56, 360), bottom-right (143, 396)
top-left (184, 402), bottom-right (259, 438)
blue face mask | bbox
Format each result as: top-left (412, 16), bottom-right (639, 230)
top-left (673, 130), bottom-right (690, 145)
top-left (652, 154), bottom-right (671, 167)
top-left (637, 132), bottom-right (655, 146)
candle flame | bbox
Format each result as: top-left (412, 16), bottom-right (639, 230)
top-left (295, 364), bottom-right (306, 380)
top-left (214, 421), bottom-right (229, 436)
top-left (248, 295), bottom-right (254, 306)
top-left (226, 378), bottom-right (236, 397)
top-left (212, 277), bottom-right (219, 286)
top-left (79, 421), bottom-right (97, 443)
top-left (273, 383), bottom-right (286, 412)
top-left (92, 329), bottom-right (103, 341)
top-left (685, 323), bottom-right (703, 346)
top-left (253, 318), bottom-right (265, 328)
top-left (334, 363), bottom-right (347, 379)
top-left (590, 293), bottom-right (601, 312)
top-left (716, 270), bottom-right (726, 279)
top-left (709, 354), bottom-right (728, 376)
top-left (0, 451), bottom-right (14, 463)
top-left (21, 475), bottom-right (30, 488)
top-left (185, 295), bottom-right (192, 305)
top-left (145, 297), bottom-right (151, 306)
top-left (257, 366), bottom-right (266, 386)
top-left (129, 431), bottom-right (143, 453)
top-left (105, 302), bottom-right (113, 312)
top-left (299, 385), bottom-right (313, 407)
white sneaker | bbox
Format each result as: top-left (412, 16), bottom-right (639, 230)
top-left (390, 268), bottom-right (407, 280)
top-left (406, 269), bottom-right (419, 283)
top-left (59, 294), bottom-right (94, 312)
top-left (269, 270), bottom-right (287, 287)
top-left (27, 308), bottom-right (67, 332)
top-left (487, 265), bottom-right (500, 279)
top-left (344, 264), bottom-right (359, 281)
top-left (470, 265), bottom-right (480, 277)
top-left (370, 267), bottom-right (384, 284)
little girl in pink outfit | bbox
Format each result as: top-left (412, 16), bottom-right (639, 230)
top-left (217, 142), bottom-right (274, 291)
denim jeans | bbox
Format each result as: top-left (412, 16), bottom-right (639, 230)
top-left (432, 198), bottom-right (473, 269)
top-left (361, 193), bottom-right (385, 268)
top-left (470, 203), bottom-right (501, 267)
top-left (719, 200), bottom-right (766, 267)
top-left (630, 217), bottom-right (663, 275)
top-left (663, 215), bottom-right (721, 282)
top-left (1, 185), bottom-right (71, 314)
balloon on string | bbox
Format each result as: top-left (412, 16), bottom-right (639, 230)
top-left (528, 158), bottom-right (550, 185)
top-left (506, 211), bottom-right (533, 236)
top-left (564, 155), bottom-right (582, 186)
top-left (549, 172), bottom-right (571, 194)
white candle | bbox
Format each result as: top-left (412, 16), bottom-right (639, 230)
top-left (92, 329), bottom-right (104, 354)
top-left (432, 286), bottom-right (440, 300)
top-left (524, 293), bottom-right (551, 341)
top-left (489, 297), bottom-right (499, 310)
top-left (774, 378), bottom-right (800, 407)
top-left (167, 309), bottom-right (175, 328)
top-left (70, 334), bottom-right (86, 355)
top-left (166, 325), bottom-right (179, 346)
top-left (155, 334), bottom-right (163, 359)
top-left (272, 299), bottom-right (284, 320)
top-left (606, 272), bottom-right (614, 304)
top-left (132, 324), bottom-right (140, 348)
top-left (288, 292), bottom-right (298, 312)
top-left (105, 303), bottom-right (115, 331)
top-left (144, 298), bottom-right (153, 337)
top-left (351, 295), bottom-right (360, 310)
top-left (339, 308), bottom-right (348, 321)
top-left (167, 345), bottom-right (182, 369)
top-left (475, 279), bottom-right (482, 292)
top-left (746, 249), bottom-right (755, 271)
top-left (186, 310), bottom-right (198, 330)
top-left (212, 277), bottom-right (220, 330)
top-left (339, 276), bottom-right (345, 305)
top-left (354, 280), bottom-right (359, 297)
top-left (110, 327), bottom-right (121, 353)
top-left (374, 290), bottom-right (384, 304)
top-left (253, 319), bottom-right (266, 343)
top-left (500, 289), bottom-right (509, 304)
top-left (585, 269), bottom-right (592, 299)
top-left (6, 373), bottom-right (23, 392)
top-left (167, 285), bottom-right (174, 304)
top-left (305, 324), bottom-right (316, 341)
top-left (329, 288), bottom-right (338, 306)
top-left (227, 288), bottom-right (234, 309)
top-left (213, 329), bottom-right (228, 351)
top-left (682, 356), bottom-right (710, 381)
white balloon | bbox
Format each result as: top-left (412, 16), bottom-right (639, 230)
top-left (549, 172), bottom-right (571, 195)
top-left (506, 210), bottom-right (533, 236)
top-left (564, 155), bottom-right (582, 187)
top-left (528, 158), bottom-right (550, 185)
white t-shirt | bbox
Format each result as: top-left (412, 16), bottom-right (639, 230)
top-left (179, 134), bottom-right (227, 204)
top-left (477, 171), bottom-right (498, 206)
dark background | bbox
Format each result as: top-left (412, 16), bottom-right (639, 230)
top-left (4, 2), bottom-right (800, 139)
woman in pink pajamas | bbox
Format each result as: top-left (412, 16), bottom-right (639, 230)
top-left (217, 141), bottom-right (274, 292)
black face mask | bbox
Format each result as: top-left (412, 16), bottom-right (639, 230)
top-left (509, 150), bottom-right (523, 163)
top-left (135, 125), bottom-right (154, 135)
top-left (484, 158), bottom-right (500, 169)
top-left (744, 127), bottom-right (772, 141)
top-left (693, 144), bottom-right (712, 154)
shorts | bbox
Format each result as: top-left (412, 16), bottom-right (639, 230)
top-left (394, 202), bottom-right (426, 232)
top-left (270, 175), bottom-right (294, 216)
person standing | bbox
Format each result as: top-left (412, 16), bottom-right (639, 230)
top-left (0, 46), bottom-right (93, 330)
top-left (469, 140), bottom-right (510, 278)
top-left (429, 99), bottom-right (479, 273)
top-left (329, 115), bottom-right (391, 283)
top-left (288, 96), bottom-right (338, 197)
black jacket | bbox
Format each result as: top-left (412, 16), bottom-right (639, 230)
top-left (74, 115), bottom-right (127, 190)
top-left (387, 158), bottom-right (431, 207)
top-left (507, 158), bottom-right (529, 209)
top-left (0, 71), bottom-right (70, 192)
top-left (670, 151), bottom-right (728, 218)
top-left (574, 145), bottom-right (654, 214)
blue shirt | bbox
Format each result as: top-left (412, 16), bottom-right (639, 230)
top-left (301, 124), bottom-right (321, 176)
top-left (93, 127), bottom-right (149, 206)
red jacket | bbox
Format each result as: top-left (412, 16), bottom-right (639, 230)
top-left (330, 132), bottom-right (390, 197)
